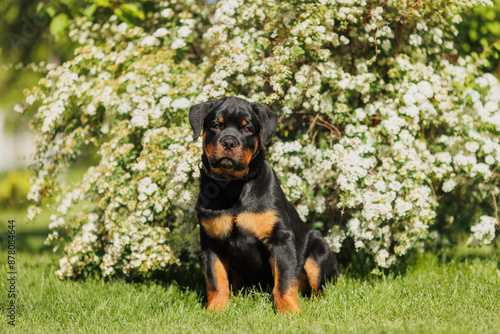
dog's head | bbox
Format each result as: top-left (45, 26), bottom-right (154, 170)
top-left (189, 97), bottom-right (279, 180)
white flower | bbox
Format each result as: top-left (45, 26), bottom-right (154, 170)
top-left (82, 222), bottom-right (97, 243)
top-left (395, 198), bottom-right (412, 216)
top-left (117, 102), bottom-right (132, 114)
top-left (374, 180), bottom-right (387, 193)
top-left (26, 94), bottom-right (37, 105)
top-left (347, 218), bottom-right (360, 235)
top-left (287, 174), bottom-right (303, 188)
top-left (409, 34), bottom-right (422, 46)
top-left (416, 21), bottom-right (428, 31)
top-left (436, 152), bottom-right (452, 164)
top-left (442, 179), bottom-right (456, 193)
top-left (14, 101), bottom-right (28, 113)
top-left (159, 96), bottom-right (172, 108)
top-left (86, 104), bottom-right (96, 115)
top-left (339, 35), bottom-right (350, 45)
top-left (177, 26), bottom-right (192, 38)
top-left (140, 36), bottom-right (160, 47)
top-left (313, 196), bottom-right (326, 214)
top-left (145, 183), bottom-right (158, 195)
top-left (131, 109), bottom-right (149, 128)
top-left (132, 160), bottom-right (147, 171)
top-left (375, 249), bottom-right (390, 268)
top-left (465, 141), bottom-right (479, 153)
top-left (157, 84), bottom-right (170, 95)
top-left (325, 228), bottom-right (346, 253)
top-left (153, 28), bottom-right (169, 37)
top-left (171, 97), bottom-right (190, 110)
top-left (117, 22), bottom-right (128, 34)
top-left (171, 38), bottom-right (186, 49)
top-left (409, 186), bottom-right (431, 207)
top-left (138, 177), bottom-right (152, 191)
top-left (389, 181), bottom-right (402, 192)
top-left (417, 81), bottom-right (433, 99)
top-left (296, 205), bottom-right (309, 221)
top-left (381, 39), bottom-right (391, 52)
top-left (55, 257), bottom-right (73, 279)
top-left (155, 202), bottom-right (163, 213)
top-left (49, 217), bottom-right (65, 229)
top-left (468, 216), bottom-right (498, 246)
top-left (471, 163), bottom-right (491, 178)
top-left (160, 8), bottom-right (173, 18)
top-left (88, 213), bottom-right (99, 224)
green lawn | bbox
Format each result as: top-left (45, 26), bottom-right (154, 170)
top-left (0, 207), bottom-right (499, 333)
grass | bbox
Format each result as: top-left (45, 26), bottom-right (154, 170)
top-left (0, 206), bottom-right (499, 333)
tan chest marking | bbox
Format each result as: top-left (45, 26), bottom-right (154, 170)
top-left (236, 211), bottom-right (277, 239)
top-left (201, 211), bottom-right (277, 240)
top-left (201, 215), bottom-right (234, 239)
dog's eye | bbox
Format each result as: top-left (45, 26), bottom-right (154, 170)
top-left (242, 126), bottom-right (253, 135)
top-left (211, 123), bottom-right (221, 131)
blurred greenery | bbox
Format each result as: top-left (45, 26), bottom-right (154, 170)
top-left (0, 0), bottom-right (157, 131)
top-left (0, 170), bottom-right (31, 208)
top-left (1, 0), bottom-right (73, 131)
top-left (456, 0), bottom-right (500, 75)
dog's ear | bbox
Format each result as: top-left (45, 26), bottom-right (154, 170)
top-left (189, 99), bottom-right (217, 141)
top-left (252, 102), bottom-right (279, 144)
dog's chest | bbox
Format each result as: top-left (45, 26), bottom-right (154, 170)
top-left (200, 210), bottom-right (277, 240)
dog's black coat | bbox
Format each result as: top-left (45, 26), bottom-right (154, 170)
top-left (189, 96), bottom-right (339, 313)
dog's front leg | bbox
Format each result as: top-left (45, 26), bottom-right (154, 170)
top-left (268, 230), bottom-right (300, 314)
top-left (202, 247), bottom-right (230, 312)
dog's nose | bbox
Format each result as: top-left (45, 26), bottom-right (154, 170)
top-left (220, 136), bottom-right (239, 151)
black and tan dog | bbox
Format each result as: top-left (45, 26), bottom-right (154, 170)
top-left (189, 96), bottom-right (339, 314)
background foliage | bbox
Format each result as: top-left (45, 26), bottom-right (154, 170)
top-left (7, 0), bottom-right (500, 279)
top-left (457, 0), bottom-right (500, 75)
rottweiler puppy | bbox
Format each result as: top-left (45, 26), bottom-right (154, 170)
top-left (189, 96), bottom-right (339, 314)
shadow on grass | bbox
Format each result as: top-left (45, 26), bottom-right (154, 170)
top-left (336, 236), bottom-right (500, 282)
top-left (437, 238), bottom-right (500, 271)
top-left (151, 260), bottom-right (278, 308)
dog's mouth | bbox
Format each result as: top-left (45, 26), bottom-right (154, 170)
top-left (212, 157), bottom-right (247, 171)
top-left (203, 142), bottom-right (257, 179)
top-left (218, 157), bottom-right (235, 169)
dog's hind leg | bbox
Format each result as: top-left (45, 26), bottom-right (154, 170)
top-left (302, 230), bottom-right (339, 294)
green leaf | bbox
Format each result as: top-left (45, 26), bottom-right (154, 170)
top-left (114, 4), bottom-right (145, 26)
top-left (5, 4), bottom-right (20, 24)
top-left (49, 13), bottom-right (69, 40)
top-left (485, 21), bottom-right (500, 35)
top-left (84, 4), bottom-right (98, 18)
top-left (94, 0), bottom-right (112, 7)
top-left (45, 6), bottom-right (57, 18)
top-left (121, 4), bottom-right (146, 20)
top-left (313, 221), bottom-right (324, 229)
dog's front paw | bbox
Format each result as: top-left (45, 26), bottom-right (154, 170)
top-left (273, 284), bottom-right (300, 315)
top-left (206, 289), bottom-right (230, 312)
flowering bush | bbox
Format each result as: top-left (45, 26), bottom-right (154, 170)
top-left (19, 0), bottom-right (500, 279)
